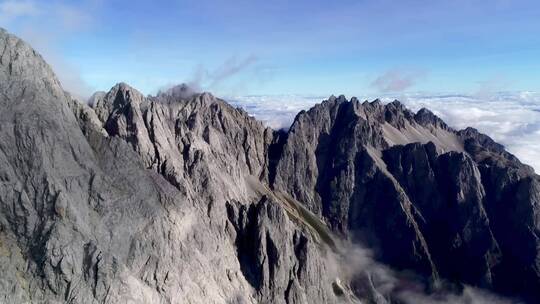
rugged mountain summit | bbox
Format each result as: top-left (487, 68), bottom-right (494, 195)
top-left (0, 28), bottom-right (539, 303)
top-left (272, 95), bottom-right (540, 302)
top-left (0, 28), bottom-right (338, 304)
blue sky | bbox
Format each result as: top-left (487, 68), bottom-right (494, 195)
top-left (1, 0), bottom-right (540, 97)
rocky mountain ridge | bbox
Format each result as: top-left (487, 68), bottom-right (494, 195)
top-left (0, 28), bottom-right (539, 303)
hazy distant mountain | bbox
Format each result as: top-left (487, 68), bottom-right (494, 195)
top-left (1, 28), bottom-right (538, 304)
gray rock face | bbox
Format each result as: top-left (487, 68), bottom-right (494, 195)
top-left (1, 27), bottom-right (539, 304)
top-left (272, 95), bottom-right (540, 302)
top-left (0, 28), bottom-right (343, 304)
top-left (91, 82), bottom-right (274, 202)
top-left (225, 197), bottom-right (338, 304)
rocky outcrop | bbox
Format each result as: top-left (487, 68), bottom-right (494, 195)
top-left (0, 28), bottom-right (344, 304)
top-left (91, 82), bottom-right (274, 202)
top-left (226, 197), bottom-right (339, 304)
top-left (382, 143), bottom-right (501, 286)
top-left (272, 95), bottom-right (540, 302)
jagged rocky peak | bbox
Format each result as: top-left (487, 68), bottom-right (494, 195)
top-left (0, 28), bottom-right (66, 101)
top-left (299, 95), bottom-right (443, 130)
top-left (414, 107), bottom-right (449, 130)
top-left (85, 80), bottom-right (275, 203)
top-left (272, 92), bottom-right (540, 302)
top-left (289, 95), bottom-right (463, 154)
top-left (0, 28), bottom-right (346, 304)
top-left (87, 90), bottom-right (106, 106)
top-left (381, 99), bottom-right (415, 128)
top-left (458, 126), bottom-right (535, 174)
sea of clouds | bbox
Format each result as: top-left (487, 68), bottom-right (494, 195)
top-left (226, 92), bottom-right (540, 173)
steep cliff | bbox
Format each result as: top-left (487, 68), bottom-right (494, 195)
top-left (0, 28), bottom-right (341, 304)
top-left (272, 95), bottom-right (539, 302)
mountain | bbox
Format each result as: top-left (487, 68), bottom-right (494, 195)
top-left (271, 96), bottom-right (540, 301)
top-left (0, 28), bottom-right (538, 304)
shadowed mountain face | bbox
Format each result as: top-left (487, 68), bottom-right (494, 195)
top-left (0, 28), bottom-right (539, 303)
top-left (272, 96), bottom-right (540, 300)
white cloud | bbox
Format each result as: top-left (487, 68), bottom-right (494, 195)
top-left (0, 0), bottom-right (39, 23)
top-left (226, 94), bottom-right (324, 129)
top-left (226, 92), bottom-right (540, 173)
top-left (325, 242), bottom-right (515, 304)
top-left (371, 69), bottom-right (427, 93)
top-left (397, 285), bottom-right (513, 304)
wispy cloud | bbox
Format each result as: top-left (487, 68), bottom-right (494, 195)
top-left (0, 0), bottom-right (39, 23)
top-left (209, 55), bottom-right (258, 87)
top-left (371, 69), bottom-right (427, 93)
top-left (325, 242), bottom-right (515, 303)
top-left (171, 55), bottom-right (259, 95)
top-left (226, 94), bottom-right (323, 129)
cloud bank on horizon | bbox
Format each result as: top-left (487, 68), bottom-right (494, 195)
top-left (1, 0), bottom-right (540, 98)
top-left (227, 92), bottom-right (540, 173)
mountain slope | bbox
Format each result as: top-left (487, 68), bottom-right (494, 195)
top-left (0, 29), bottom-right (339, 304)
top-left (272, 95), bottom-right (540, 302)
